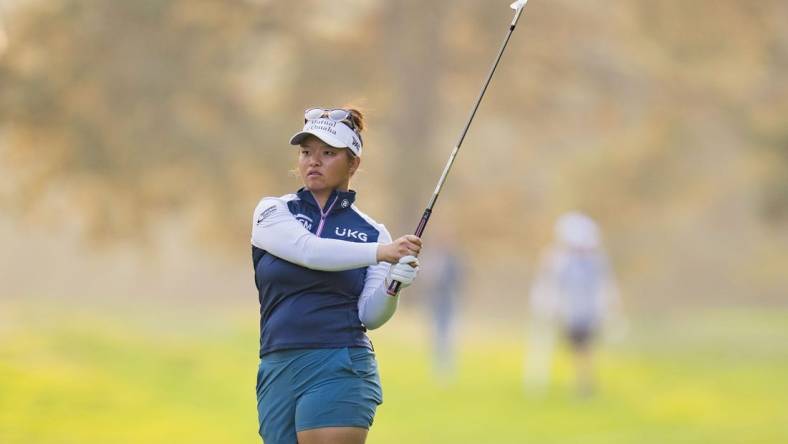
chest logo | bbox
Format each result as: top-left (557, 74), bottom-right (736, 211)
top-left (335, 227), bottom-right (368, 242)
top-left (294, 213), bottom-right (314, 231)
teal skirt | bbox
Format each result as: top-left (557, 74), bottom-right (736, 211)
top-left (256, 347), bottom-right (383, 444)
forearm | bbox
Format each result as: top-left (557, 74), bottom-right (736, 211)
top-left (358, 281), bottom-right (398, 330)
top-left (357, 225), bottom-right (398, 329)
top-left (268, 230), bottom-right (378, 271)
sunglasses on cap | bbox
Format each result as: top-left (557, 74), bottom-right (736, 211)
top-left (304, 108), bottom-right (363, 143)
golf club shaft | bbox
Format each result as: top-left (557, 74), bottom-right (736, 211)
top-left (387, 3), bottom-right (528, 296)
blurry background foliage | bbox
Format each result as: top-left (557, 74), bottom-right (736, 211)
top-left (2, 0), bottom-right (786, 310)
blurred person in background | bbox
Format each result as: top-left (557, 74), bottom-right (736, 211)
top-left (250, 107), bottom-right (423, 444)
top-left (418, 227), bottom-right (464, 385)
top-left (524, 211), bottom-right (622, 396)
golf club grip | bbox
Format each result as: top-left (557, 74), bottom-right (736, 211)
top-left (386, 208), bottom-right (432, 296)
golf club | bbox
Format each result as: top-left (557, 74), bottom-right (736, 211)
top-left (388, 0), bottom-right (530, 296)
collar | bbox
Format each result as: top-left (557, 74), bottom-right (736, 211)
top-left (296, 187), bottom-right (357, 213)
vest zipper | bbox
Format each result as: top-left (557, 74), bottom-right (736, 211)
top-left (315, 195), bottom-right (339, 237)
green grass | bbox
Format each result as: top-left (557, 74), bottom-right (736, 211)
top-left (1, 304), bottom-right (786, 443)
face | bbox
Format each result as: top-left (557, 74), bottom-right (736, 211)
top-left (298, 136), bottom-right (359, 193)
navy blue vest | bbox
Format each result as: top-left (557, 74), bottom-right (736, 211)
top-left (252, 188), bottom-right (383, 357)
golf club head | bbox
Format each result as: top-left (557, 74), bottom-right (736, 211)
top-left (510, 0), bottom-right (528, 10)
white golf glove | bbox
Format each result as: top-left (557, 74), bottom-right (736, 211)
top-left (386, 255), bottom-right (420, 289)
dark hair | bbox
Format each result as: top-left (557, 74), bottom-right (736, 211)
top-left (342, 105), bottom-right (366, 134)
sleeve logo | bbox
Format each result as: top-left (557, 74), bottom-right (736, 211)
top-left (256, 205), bottom-right (277, 225)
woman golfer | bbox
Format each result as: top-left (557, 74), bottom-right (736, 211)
top-left (251, 107), bottom-right (422, 444)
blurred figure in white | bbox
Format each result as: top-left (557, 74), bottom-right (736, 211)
top-left (419, 228), bottom-right (464, 385)
top-left (524, 212), bottom-right (622, 396)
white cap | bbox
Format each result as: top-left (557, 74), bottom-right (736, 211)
top-left (289, 118), bottom-right (363, 157)
top-left (555, 211), bottom-right (600, 249)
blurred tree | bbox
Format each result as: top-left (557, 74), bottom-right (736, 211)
top-left (0, 0), bottom-right (270, 242)
top-left (381, 0), bottom-right (444, 231)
